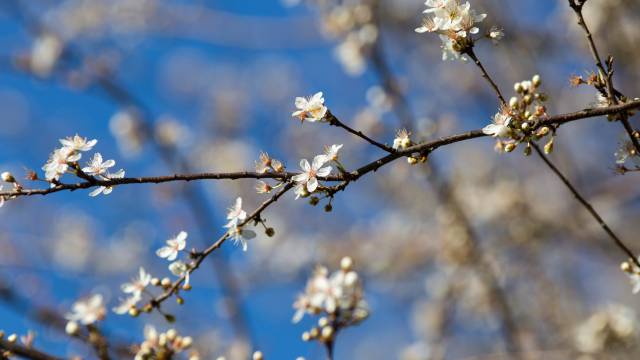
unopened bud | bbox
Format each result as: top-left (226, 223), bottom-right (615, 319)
top-left (524, 145), bottom-right (532, 156)
top-left (521, 122), bottom-right (530, 131)
top-left (164, 314), bottom-right (176, 323)
top-left (128, 307), bottom-right (139, 317)
top-left (166, 329), bottom-right (177, 341)
top-left (161, 277), bottom-right (171, 287)
top-left (321, 326), bottom-right (334, 341)
top-left (318, 317), bottom-right (329, 327)
top-left (302, 332), bottom-right (311, 341)
top-left (324, 203), bottom-right (332, 212)
top-left (1, 172), bottom-right (15, 183)
top-left (309, 197), bottom-right (319, 206)
top-left (544, 140), bottom-right (554, 154)
top-left (7, 334), bottom-right (17, 343)
top-left (532, 74), bottom-right (541, 87)
top-left (151, 278), bottom-right (160, 286)
top-left (536, 126), bottom-right (550, 137)
top-left (621, 261), bottom-right (632, 273)
top-left (252, 351), bottom-right (264, 360)
top-left (176, 297), bottom-right (184, 305)
top-left (504, 143), bottom-right (516, 152)
top-left (407, 157), bottom-right (418, 165)
top-left (509, 97), bottom-right (518, 108)
top-left (65, 321), bottom-right (80, 336)
top-left (265, 227), bottom-right (275, 237)
top-left (309, 327), bottom-right (320, 338)
top-left (514, 82), bottom-right (524, 93)
top-left (340, 256), bottom-right (353, 271)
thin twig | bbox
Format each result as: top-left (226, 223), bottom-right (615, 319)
top-left (567, 0), bottom-right (640, 155)
top-left (145, 184), bottom-right (293, 309)
top-left (0, 338), bottom-right (63, 360)
top-left (465, 48), bottom-right (507, 107)
top-left (532, 143), bottom-right (639, 266)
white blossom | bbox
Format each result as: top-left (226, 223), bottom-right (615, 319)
top-left (65, 294), bottom-right (106, 325)
top-left (89, 169), bottom-right (125, 197)
top-left (156, 231), bottom-right (188, 261)
top-left (292, 92), bottom-right (328, 122)
top-left (82, 153), bottom-right (115, 176)
top-left (322, 144), bottom-right (343, 162)
top-left (292, 155), bottom-right (332, 195)
top-left (169, 260), bottom-right (190, 286)
top-left (121, 267), bottom-right (151, 298)
top-left (113, 294), bottom-right (141, 315)
top-left (60, 135), bottom-right (97, 152)
top-left (229, 226), bottom-right (256, 252)
top-left (482, 112), bottom-right (512, 138)
top-left (225, 197), bottom-right (247, 228)
top-left (43, 147), bottom-right (81, 181)
top-left (393, 129), bottom-right (412, 150)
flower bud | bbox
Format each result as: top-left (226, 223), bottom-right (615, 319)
top-left (181, 336), bottom-right (193, 348)
top-left (514, 82), bottom-right (524, 93)
top-left (7, 333), bottom-right (17, 343)
top-left (161, 277), bottom-right (171, 287)
top-left (544, 140), bottom-right (554, 154)
top-left (318, 317), bottom-right (329, 327)
top-left (302, 332), bottom-right (311, 341)
top-left (509, 97), bottom-right (518, 108)
top-left (65, 321), bottom-right (80, 336)
top-left (321, 326), bottom-right (334, 341)
top-left (621, 261), bottom-right (632, 273)
top-left (536, 126), bottom-right (550, 137)
top-left (340, 256), bottom-right (353, 271)
top-left (176, 296), bottom-right (184, 305)
top-left (252, 351), bottom-right (264, 360)
top-left (1, 172), bottom-right (15, 183)
top-left (504, 143), bottom-right (516, 152)
top-left (524, 145), bottom-right (532, 156)
top-left (532, 74), bottom-right (541, 87)
top-left (128, 307), bottom-right (139, 317)
top-left (309, 197), bottom-right (319, 206)
top-left (151, 278), bottom-right (160, 286)
top-left (407, 157), bottom-right (418, 165)
top-left (324, 203), bottom-right (332, 212)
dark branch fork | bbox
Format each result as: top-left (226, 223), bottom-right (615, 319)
top-left (567, 0), bottom-right (640, 155)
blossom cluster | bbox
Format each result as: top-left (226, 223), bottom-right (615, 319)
top-left (481, 75), bottom-right (555, 154)
top-left (134, 326), bottom-right (196, 360)
top-left (415, 0), bottom-right (492, 61)
top-left (574, 305), bottom-right (636, 355)
top-left (293, 257), bottom-right (369, 344)
top-left (41, 134), bottom-right (125, 196)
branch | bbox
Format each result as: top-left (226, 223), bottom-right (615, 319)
top-left (144, 184), bottom-right (293, 310)
top-left (532, 143), bottom-right (640, 267)
top-left (0, 338), bottom-right (62, 360)
top-left (2, 100), bottom-right (639, 200)
top-left (567, 0), bottom-right (640, 155)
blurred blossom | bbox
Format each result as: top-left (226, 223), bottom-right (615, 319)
top-left (29, 33), bottom-right (63, 78)
top-left (154, 115), bottom-right (191, 148)
top-left (109, 108), bottom-right (144, 157)
top-left (574, 305), bottom-right (637, 355)
top-left (51, 212), bottom-right (95, 271)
